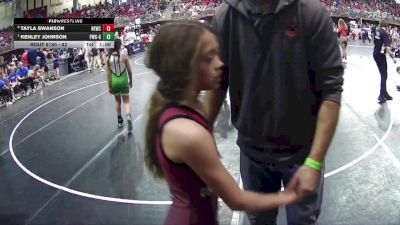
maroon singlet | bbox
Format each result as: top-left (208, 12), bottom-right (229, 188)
top-left (156, 104), bottom-right (218, 225)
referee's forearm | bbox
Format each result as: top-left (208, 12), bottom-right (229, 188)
top-left (308, 100), bottom-right (340, 162)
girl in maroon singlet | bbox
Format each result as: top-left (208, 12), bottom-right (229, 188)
top-left (145, 22), bottom-right (298, 225)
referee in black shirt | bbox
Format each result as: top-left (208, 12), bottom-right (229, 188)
top-left (373, 19), bottom-right (396, 104)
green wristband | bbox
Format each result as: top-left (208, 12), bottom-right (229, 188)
top-left (304, 157), bottom-right (322, 171)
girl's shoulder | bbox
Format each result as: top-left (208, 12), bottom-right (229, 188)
top-left (162, 116), bottom-right (213, 153)
top-left (120, 52), bottom-right (129, 62)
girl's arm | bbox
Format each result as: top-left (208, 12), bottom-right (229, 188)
top-left (123, 54), bottom-right (133, 87)
top-left (105, 57), bottom-right (112, 92)
top-left (162, 118), bottom-right (298, 212)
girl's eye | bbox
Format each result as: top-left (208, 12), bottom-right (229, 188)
top-left (203, 54), bottom-right (214, 62)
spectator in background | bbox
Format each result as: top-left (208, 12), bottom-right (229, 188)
top-left (53, 53), bottom-right (61, 80)
top-left (338, 18), bottom-right (350, 63)
top-left (0, 56), bottom-right (7, 73)
top-left (37, 49), bottom-right (49, 81)
top-left (27, 48), bottom-right (38, 68)
top-left (127, 28), bottom-right (136, 57)
top-left (89, 48), bottom-right (104, 73)
top-left (371, 23), bottom-right (377, 39)
top-left (8, 61), bottom-right (17, 73)
top-left (83, 47), bottom-right (91, 70)
top-left (362, 26), bottom-right (371, 44)
top-left (0, 70), bottom-right (14, 105)
top-left (99, 48), bottom-right (106, 66)
top-left (21, 49), bottom-right (29, 67)
top-left (29, 65), bottom-right (46, 90)
top-left (16, 62), bottom-right (34, 95)
top-left (11, 54), bottom-right (18, 64)
top-left (390, 26), bottom-right (400, 49)
top-left (122, 30), bottom-right (130, 56)
top-left (7, 65), bottom-right (19, 101)
top-left (121, 45), bottom-right (128, 55)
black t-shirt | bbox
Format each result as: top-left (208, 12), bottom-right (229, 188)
top-left (374, 28), bottom-right (390, 55)
top-left (371, 26), bottom-right (376, 36)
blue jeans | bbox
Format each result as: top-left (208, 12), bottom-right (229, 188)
top-left (240, 149), bottom-right (324, 225)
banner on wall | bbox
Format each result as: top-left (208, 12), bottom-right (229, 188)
top-left (133, 42), bottom-right (144, 54)
top-left (50, 3), bottom-right (63, 7)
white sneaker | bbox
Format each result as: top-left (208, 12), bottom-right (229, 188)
top-left (127, 114), bottom-right (133, 132)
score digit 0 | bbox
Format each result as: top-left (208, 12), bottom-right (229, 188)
top-left (103, 24), bottom-right (114, 32)
top-left (102, 32), bottom-right (115, 41)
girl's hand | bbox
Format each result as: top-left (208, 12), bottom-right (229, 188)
top-left (275, 189), bottom-right (299, 205)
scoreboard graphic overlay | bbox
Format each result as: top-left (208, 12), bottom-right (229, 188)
top-left (14, 18), bottom-right (115, 49)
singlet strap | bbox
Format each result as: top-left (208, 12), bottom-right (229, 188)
top-left (158, 104), bottom-right (210, 133)
top-left (157, 104), bottom-right (213, 166)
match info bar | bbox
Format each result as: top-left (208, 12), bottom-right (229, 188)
top-left (14, 41), bottom-right (114, 49)
top-left (13, 18), bottom-right (115, 49)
